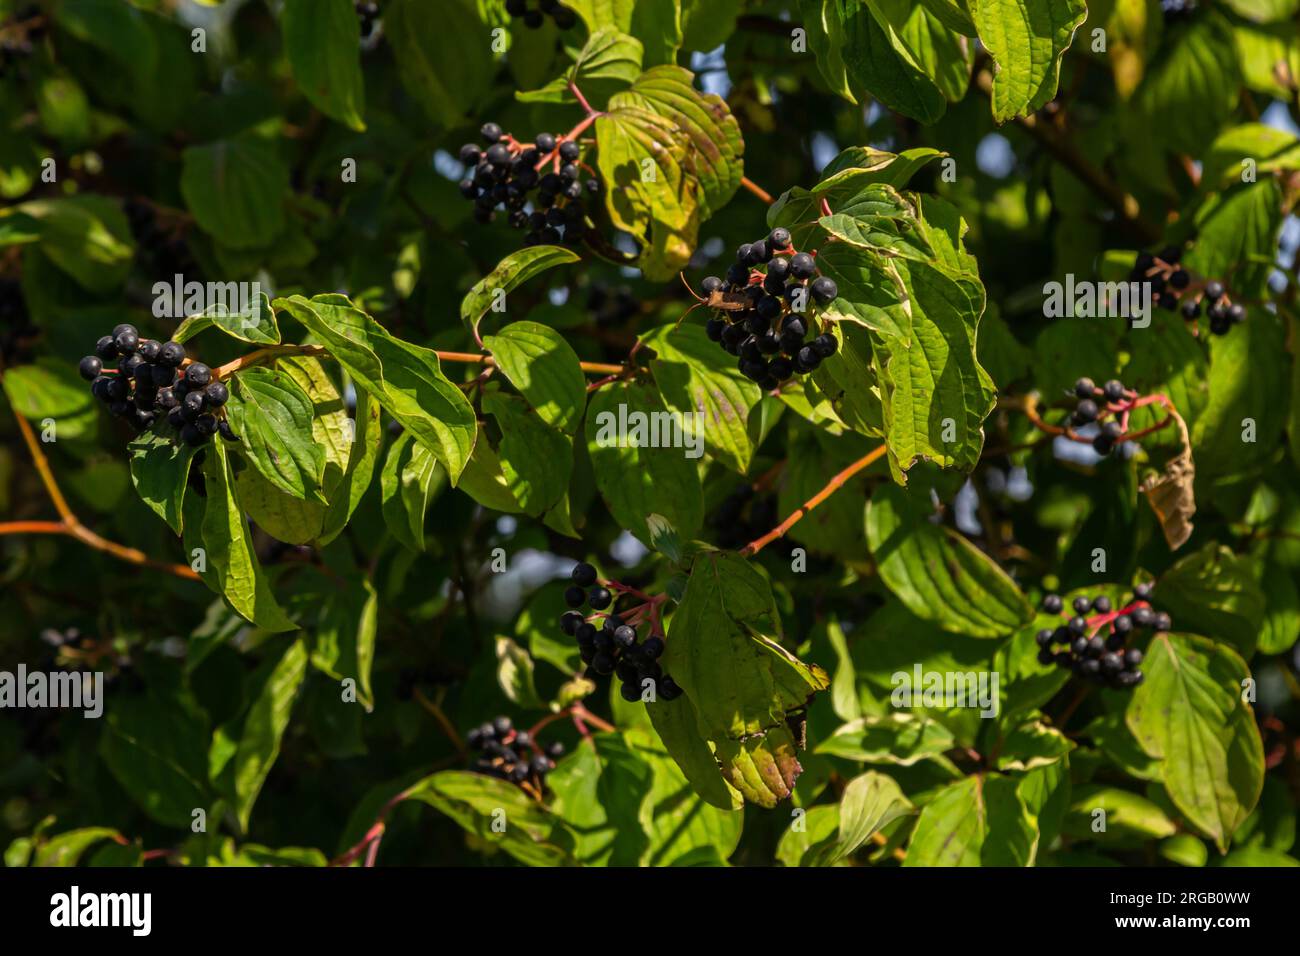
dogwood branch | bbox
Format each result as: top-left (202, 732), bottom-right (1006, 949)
top-left (740, 444), bottom-right (888, 556)
top-left (0, 397), bottom-right (200, 581)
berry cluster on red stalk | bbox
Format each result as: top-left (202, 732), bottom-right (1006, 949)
top-left (1036, 583), bottom-right (1167, 689)
top-left (1064, 377), bottom-right (1176, 457)
top-left (688, 225), bottom-right (840, 390)
top-left (1130, 245), bottom-right (1246, 336)
top-left (558, 563), bottom-right (681, 702)
top-left (466, 714), bottom-right (566, 793)
top-left (456, 104), bottom-right (602, 246)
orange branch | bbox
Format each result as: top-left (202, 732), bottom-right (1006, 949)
top-left (740, 176), bottom-right (774, 205)
top-left (740, 444), bottom-right (887, 556)
top-left (2, 394), bottom-right (200, 581)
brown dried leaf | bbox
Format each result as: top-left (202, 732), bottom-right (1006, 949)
top-left (1140, 406), bottom-right (1195, 550)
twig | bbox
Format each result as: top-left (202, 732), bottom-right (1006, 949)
top-left (740, 176), bottom-right (774, 205)
top-left (740, 445), bottom-right (887, 556)
top-left (413, 688), bottom-right (465, 755)
top-left (0, 400), bottom-right (200, 581)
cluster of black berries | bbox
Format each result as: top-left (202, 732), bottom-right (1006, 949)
top-left (0, 277), bottom-right (37, 364)
top-left (505, 0), bottom-right (577, 29)
top-left (354, 1), bottom-right (380, 39)
top-left (1186, 280), bottom-right (1245, 335)
top-left (457, 123), bottom-right (598, 245)
top-left (0, 6), bottom-right (42, 77)
top-left (698, 227), bottom-right (839, 389)
top-left (1035, 583), bottom-right (1166, 689)
top-left (79, 325), bottom-right (236, 447)
top-left (1131, 247), bottom-right (1243, 335)
top-left (468, 715), bottom-right (566, 788)
top-left (588, 283), bottom-right (639, 328)
top-left (560, 563), bottom-right (682, 702)
top-left (123, 199), bottom-right (200, 281)
top-left (1069, 377), bottom-right (1133, 456)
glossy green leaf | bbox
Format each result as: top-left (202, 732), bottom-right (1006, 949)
top-left (232, 639), bottom-right (309, 832)
top-left (172, 291), bottom-right (280, 346)
top-left (227, 367), bottom-right (326, 502)
top-left (866, 483), bottom-right (1033, 637)
top-left (282, 0), bottom-right (366, 130)
top-left (816, 713), bottom-right (956, 766)
top-left (584, 379), bottom-right (703, 544)
top-left (180, 137), bottom-right (288, 250)
top-left (642, 321), bottom-right (762, 474)
top-left (128, 425), bottom-right (197, 535)
top-left (462, 247), bottom-right (582, 344)
top-left (972, 0), bottom-right (1087, 122)
top-left (404, 770), bottom-right (576, 867)
top-left (194, 443), bottom-right (296, 632)
top-left (1127, 633), bottom-right (1265, 852)
top-left (276, 294), bottom-right (476, 483)
top-left (483, 320), bottom-right (586, 435)
top-left (379, 429), bottom-right (445, 551)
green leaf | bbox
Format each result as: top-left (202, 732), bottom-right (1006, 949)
top-left (34, 828), bottom-right (122, 867)
top-left (495, 636), bottom-right (545, 710)
top-left (1193, 307), bottom-right (1287, 479)
top-left (404, 770), bottom-right (576, 866)
top-left (816, 771), bottom-right (913, 865)
top-left (971, 0), bottom-right (1087, 122)
top-left (905, 773), bottom-right (1047, 866)
top-left (817, 713), bottom-right (956, 766)
top-left (234, 358), bottom-right (377, 545)
top-left (610, 65), bottom-right (743, 221)
top-left (483, 391), bottom-right (573, 515)
top-left (995, 721), bottom-right (1074, 772)
top-left (1156, 543), bottom-right (1266, 657)
top-left (584, 379), bottom-right (703, 544)
top-left (516, 27), bottom-right (643, 105)
top-left (13, 196), bottom-right (133, 292)
top-left (642, 321), bottom-right (762, 474)
top-left (546, 735), bottom-right (653, 865)
top-left (462, 246), bottom-right (581, 343)
top-left (866, 483), bottom-right (1033, 637)
top-left (596, 65), bottom-right (743, 278)
top-left (483, 320), bottom-right (586, 435)
top-left (180, 136), bottom-right (288, 250)
top-left (2, 356), bottom-right (95, 422)
top-left (194, 443), bottom-right (296, 632)
top-left (1201, 123), bottom-right (1300, 189)
top-left (172, 291), bottom-right (280, 346)
top-left (100, 693), bottom-right (210, 829)
top-left (227, 367), bottom-right (326, 502)
top-left (305, 571), bottom-right (378, 711)
top-left (1064, 784), bottom-right (1179, 842)
top-left (128, 425), bottom-right (198, 535)
top-left (1126, 10), bottom-right (1241, 156)
top-left (645, 694), bottom-right (742, 811)
top-left (1126, 633), bottom-right (1265, 852)
top-left (384, 0), bottom-right (496, 128)
top-left (379, 430), bottom-right (445, 551)
top-left (282, 0), bottom-right (366, 130)
top-left (232, 640), bottom-right (309, 831)
top-left (870, 259), bottom-right (996, 480)
top-left (276, 294), bottom-right (477, 483)
top-left (836, 2), bottom-right (947, 122)
top-left (1184, 181), bottom-right (1284, 301)
top-left (664, 551), bottom-right (829, 806)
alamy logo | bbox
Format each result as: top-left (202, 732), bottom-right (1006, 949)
top-left (152, 274), bottom-right (262, 322)
top-left (0, 665), bottom-right (103, 718)
top-left (592, 404), bottom-right (705, 459)
top-left (890, 665), bottom-right (999, 718)
top-left (50, 886), bottom-right (151, 936)
top-left (1042, 274), bottom-right (1151, 328)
